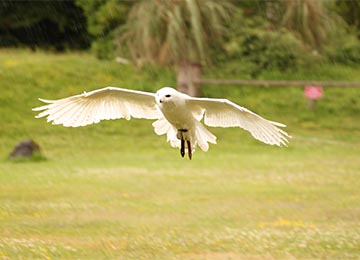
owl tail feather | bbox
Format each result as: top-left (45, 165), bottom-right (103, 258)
top-left (194, 121), bottom-right (217, 152)
top-left (152, 118), bottom-right (217, 154)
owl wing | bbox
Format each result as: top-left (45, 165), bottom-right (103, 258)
top-left (33, 87), bottom-right (162, 127)
top-left (187, 97), bottom-right (290, 146)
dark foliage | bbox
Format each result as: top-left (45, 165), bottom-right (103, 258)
top-left (0, 0), bottom-right (90, 50)
top-left (334, 0), bottom-right (360, 33)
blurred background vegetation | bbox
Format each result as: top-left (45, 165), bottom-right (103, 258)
top-left (1, 0), bottom-right (360, 73)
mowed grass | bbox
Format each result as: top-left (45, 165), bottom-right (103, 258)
top-left (0, 49), bottom-right (360, 259)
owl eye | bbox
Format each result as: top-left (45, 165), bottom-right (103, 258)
top-left (165, 94), bottom-right (171, 98)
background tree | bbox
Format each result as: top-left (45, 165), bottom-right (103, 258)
top-left (267, 0), bottom-right (332, 50)
top-left (76, 0), bottom-right (132, 59)
top-left (117, 0), bottom-right (233, 96)
top-left (0, 0), bottom-right (89, 50)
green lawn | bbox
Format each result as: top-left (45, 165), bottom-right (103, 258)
top-left (0, 49), bottom-right (359, 259)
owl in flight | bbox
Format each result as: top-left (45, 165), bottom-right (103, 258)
top-left (33, 87), bottom-right (290, 159)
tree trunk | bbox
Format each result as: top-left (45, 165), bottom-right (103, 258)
top-left (177, 62), bottom-right (202, 97)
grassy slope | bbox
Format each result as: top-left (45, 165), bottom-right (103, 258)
top-left (0, 49), bottom-right (359, 259)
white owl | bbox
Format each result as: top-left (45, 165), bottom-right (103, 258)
top-left (33, 87), bottom-right (290, 159)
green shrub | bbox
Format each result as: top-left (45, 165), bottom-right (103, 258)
top-left (76, 0), bottom-right (132, 59)
top-left (325, 34), bottom-right (360, 65)
top-left (224, 27), bottom-right (305, 76)
top-left (90, 34), bottom-right (115, 60)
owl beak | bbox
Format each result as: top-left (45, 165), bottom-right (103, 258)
top-left (156, 95), bottom-right (163, 104)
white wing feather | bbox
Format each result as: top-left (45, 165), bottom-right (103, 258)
top-left (188, 97), bottom-right (290, 146)
top-left (32, 87), bottom-right (161, 127)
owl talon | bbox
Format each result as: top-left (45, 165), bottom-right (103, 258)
top-left (180, 139), bottom-right (185, 158)
top-left (187, 140), bottom-right (192, 160)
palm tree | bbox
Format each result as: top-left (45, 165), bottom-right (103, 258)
top-left (272, 0), bottom-right (331, 50)
top-left (118, 0), bottom-right (233, 96)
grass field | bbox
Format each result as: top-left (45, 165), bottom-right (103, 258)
top-left (0, 49), bottom-right (359, 259)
